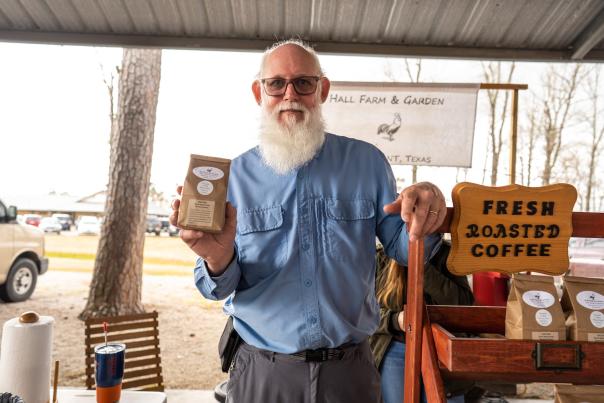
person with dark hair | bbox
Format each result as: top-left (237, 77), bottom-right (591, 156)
top-left (371, 242), bottom-right (474, 403)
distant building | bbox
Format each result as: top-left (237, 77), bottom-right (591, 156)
top-left (7, 190), bottom-right (171, 220)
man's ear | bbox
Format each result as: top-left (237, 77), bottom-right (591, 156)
top-left (319, 77), bottom-right (331, 103)
top-left (252, 81), bottom-right (262, 105)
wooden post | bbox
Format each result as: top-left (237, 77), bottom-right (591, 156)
top-left (404, 238), bottom-right (425, 403)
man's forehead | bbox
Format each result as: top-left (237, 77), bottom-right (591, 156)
top-left (263, 44), bottom-right (319, 76)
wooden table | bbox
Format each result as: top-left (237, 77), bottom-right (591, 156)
top-left (54, 388), bottom-right (167, 402)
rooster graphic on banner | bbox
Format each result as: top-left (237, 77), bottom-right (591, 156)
top-left (377, 113), bottom-right (402, 142)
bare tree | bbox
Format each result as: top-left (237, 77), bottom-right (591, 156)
top-left (538, 64), bottom-right (583, 185)
top-left (404, 59), bottom-right (422, 183)
top-left (519, 101), bottom-right (539, 186)
top-left (583, 66), bottom-right (604, 211)
top-left (80, 49), bottom-right (162, 319)
top-left (482, 62), bottom-right (515, 185)
top-left (384, 59), bottom-right (423, 183)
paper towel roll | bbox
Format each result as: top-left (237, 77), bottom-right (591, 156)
top-left (0, 313), bottom-right (54, 403)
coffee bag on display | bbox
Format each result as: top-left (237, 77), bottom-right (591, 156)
top-left (561, 276), bottom-right (604, 342)
top-left (178, 154), bottom-right (230, 233)
top-left (505, 274), bottom-right (566, 340)
top-left (554, 384), bottom-right (604, 403)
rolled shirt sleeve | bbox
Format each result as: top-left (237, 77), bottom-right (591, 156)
top-left (194, 255), bottom-right (241, 300)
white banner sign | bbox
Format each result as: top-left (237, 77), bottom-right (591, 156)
top-left (323, 82), bottom-right (480, 167)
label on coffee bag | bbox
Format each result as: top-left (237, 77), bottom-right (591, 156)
top-left (523, 291), bottom-right (555, 308)
top-left (576, 291), bottom-right (604, 310)
top-left (186, 200), bottom-right (215, 227)
top-left (531, 331), bottom-right (560, 340)
top-left (535, 309), bottom-right (553, 326)
top-left (588, 332), bottom-right (604, 341)
top-left (590, 311), bottom-right (604, 328)
top-left (178, 154), bottom-right (230, 233)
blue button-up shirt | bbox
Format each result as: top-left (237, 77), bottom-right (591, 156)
top-left (194, 133), bottom-right (440, 353)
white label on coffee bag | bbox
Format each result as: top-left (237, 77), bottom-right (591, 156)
top-left (193, 166), bottom-right (225, 180)
top-left (535, 309), bottom-right (553, 326)
top-left (531, 331), bottom-right (559, 340)
top-left (186, 199), bottom-right (215, 227)
top-left (590, 311), bottom-right (604, 328)
top-left (588, 332), bottom-right (604, 342)
top-left (576, 291), bottom-right (604, 310)
top-left (197, 180), bottom-right (214, 195)
top-left (522, 290), bottom-right (555, 308)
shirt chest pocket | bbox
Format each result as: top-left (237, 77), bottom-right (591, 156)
top-left (325, 199), bottom-right (376, 261)
top-left (236, 205), bottom-right (287, 285)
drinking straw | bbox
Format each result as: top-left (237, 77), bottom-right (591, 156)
top-left (103, 322), bottom-right (108, 347)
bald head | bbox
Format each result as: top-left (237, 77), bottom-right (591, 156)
top-left (258, 40), bottom-right (323, 78)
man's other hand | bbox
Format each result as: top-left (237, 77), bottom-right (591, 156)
top-left (169, 186), bottom-right (237, 275)
top-left (383, 181), bottom-right (446, 241)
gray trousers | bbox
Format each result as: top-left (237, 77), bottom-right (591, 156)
top-left (226, 340), bottom-right (382, 403)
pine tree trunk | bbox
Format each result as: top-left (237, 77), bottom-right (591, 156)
top-left (80, 49), bottom-right (162, 319)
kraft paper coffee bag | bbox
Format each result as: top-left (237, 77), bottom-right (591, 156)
top-left (178, 154), bottom-right (230, 233)
top-left (561, 276), bottom-right (604, 342)
top-left (555, 384), bottom-right (604, 403)
top-left (505, 274), bottom-right (566, 340)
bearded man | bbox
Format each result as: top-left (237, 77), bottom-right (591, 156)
top-left (170, 40), bottom-right (447, 403)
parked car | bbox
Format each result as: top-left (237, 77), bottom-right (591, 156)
top-left (0, 199), bottom-right (48, 302)
top-left (568, 237), bottom-right (604, 278)
top-left (23, 214), bottom-right (42, 227)
top-left (168, 224), bottom-right (180, 237)
top-left (52, 213), bottom-right (73, 231)
top-left (146, 216), bottom-right (162, 236)
top-left (39, 217), bottom-right (63, 234)
top-left (77, 216), bottom-right (102, 236)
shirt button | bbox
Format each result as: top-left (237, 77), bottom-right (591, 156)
top-left (302, 243), bottom-right (310, 251)
top-left (304, 279), bottom-right (312, 287)
top-left (310, 316), bottom-right (317, 324)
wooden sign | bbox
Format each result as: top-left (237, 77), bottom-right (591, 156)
top-left (447, 182), bottom-right (577, 276)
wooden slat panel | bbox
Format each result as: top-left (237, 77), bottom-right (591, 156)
top-left (86, 320), bottom-right (157, 335)
top-left (83, 311), bottom-right (162, 391)
top-left (124, 357), bottom-right (161, 369)
top-left (124, 347), bottom-right (161, 359)
top-left (122, 375), bottom-right (163, 390)
top-left (125, 367), bottom-right (162, 379)
top-left (85, 312), bottom-right (158, 325)
top-left (427, 305), bottom-right (506, 334)
top-left (89, 329), bottom-right (158, 344)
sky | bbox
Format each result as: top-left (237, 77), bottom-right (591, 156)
top-left (0, 42), bottom-right (599, 207)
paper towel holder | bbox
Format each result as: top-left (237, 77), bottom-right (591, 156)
top-left (19, 311), bottom-right (40, 324)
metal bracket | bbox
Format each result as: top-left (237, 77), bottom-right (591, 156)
top-left (531, 343), bottom-right (584, 371)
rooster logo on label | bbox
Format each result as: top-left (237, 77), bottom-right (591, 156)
top-left (377, 113), bottom-right (402, 142)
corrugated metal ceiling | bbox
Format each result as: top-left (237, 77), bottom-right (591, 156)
top-left (1, 0), bottom-right (604, 61)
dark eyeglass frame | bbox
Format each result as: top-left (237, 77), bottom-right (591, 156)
top-left (260, 76), bottom-right (321, 96)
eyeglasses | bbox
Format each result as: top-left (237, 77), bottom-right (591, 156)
top-left (260, 76), bottom-right (321, 96)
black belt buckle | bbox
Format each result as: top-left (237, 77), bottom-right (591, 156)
top-left (303, 347), bottom-right (344, 362)
top-left (305, 349), bottom-right (327, 362)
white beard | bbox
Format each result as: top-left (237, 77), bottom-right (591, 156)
top-left (258, 101), bottom-right (326, 175)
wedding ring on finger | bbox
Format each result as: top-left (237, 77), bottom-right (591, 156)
top-left (428, 210), bottom-right (439, 216)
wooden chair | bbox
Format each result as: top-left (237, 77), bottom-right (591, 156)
top-left (84, 311), bottom-right (164, 392)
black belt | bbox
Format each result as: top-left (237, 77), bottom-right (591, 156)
top-left (291, 347), bottom-right (346, 362)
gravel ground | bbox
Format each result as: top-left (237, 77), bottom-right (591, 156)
top-left (0, 270), bottom-right (227, 390)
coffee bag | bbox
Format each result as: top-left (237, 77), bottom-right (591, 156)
top-left (178, 154), bottom-right (230, 233)
top-left (505, 274), bottom-right (566, 340)
top-left (561, 276), bottom-right (604, 342)
top-left (554, 384), bottom-right (604, 403)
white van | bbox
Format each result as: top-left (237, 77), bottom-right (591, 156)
top-left (0, 199), bottom-right (48, 302)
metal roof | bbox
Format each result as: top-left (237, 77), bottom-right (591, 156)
top-left (1, 0), bottom-right (604, 61)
